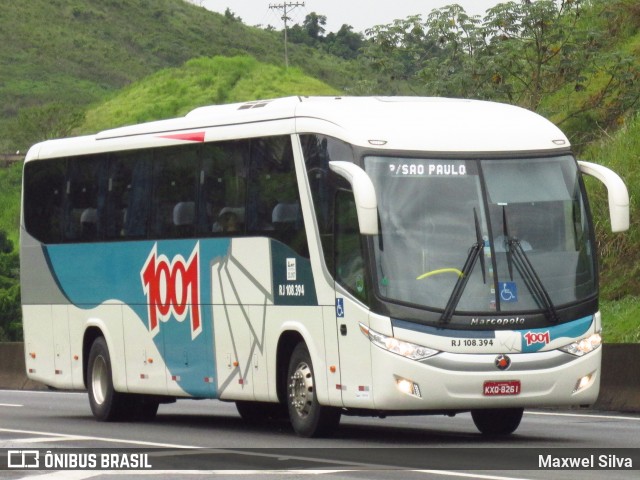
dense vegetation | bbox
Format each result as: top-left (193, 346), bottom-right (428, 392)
top-left (583, 112), bottom-right (640, 342)
top-left (0, 162), bottom-right (21, 341)
top-left (0, 0), bottom-right (357, 152)
top-left (0, 0), bottom-right (639, 341)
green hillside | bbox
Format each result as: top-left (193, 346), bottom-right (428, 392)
top-left (582, 113), bottom-right (640, 342)
top-left (0, 0), bottom-right (355, 151)
top-left (82, 56), bottom-right (339, 132)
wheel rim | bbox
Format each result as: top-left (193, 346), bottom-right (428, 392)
top-left (289, 361), bottom-right (314, 418)
top-left (91, 354), bottom-right (108, 405)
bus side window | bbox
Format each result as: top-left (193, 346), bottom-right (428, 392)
top-left (246, 138), bottom-right (277, 233)
top-left (123, 153), bottom-right (152, 239)
top-left (247, 136), bottom-right (308, 257)
top-left (24, 159), bottom-right (66, 244)
top-left (335, 189), bottom-right (367, 302)
top-left (64, 157), bottom-right (103, 242)
top-left (150, 145), bottom-right (199, 239)
top-left (104, 156), bottom-right (134, 240)
top-left (200, 141), bottom-right (247, 236)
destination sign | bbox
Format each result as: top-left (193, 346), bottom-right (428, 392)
top-left (388, 161), bottom-right (468, 177)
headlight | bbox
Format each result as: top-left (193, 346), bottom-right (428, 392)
top-left (559, 333), bottom-right (602, 357)
top-left (359, 323), bottom-right (438, 361)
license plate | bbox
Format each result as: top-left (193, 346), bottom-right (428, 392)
top-left (483, 380), bottom-right (521, 396)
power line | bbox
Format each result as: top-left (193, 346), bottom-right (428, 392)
top-left (269, 2), bottom-right (305, 69)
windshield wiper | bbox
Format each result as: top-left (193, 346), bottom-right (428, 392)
top-left (502, 207), bottom-right (514, 279)
top-left (440, 209), bottom-right (486, 324)
top-left (502, 207), bottom-right (558, 323)
top-left (474, 208), bottom-right (487, 285)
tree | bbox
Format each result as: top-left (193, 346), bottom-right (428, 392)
top-left (0, 231), bottom-right (20, 341)
top-left (325, 24), bottom-right (365, 60)
top-left (362, 0), bottom-right (639, 141)
top-left (288, 13), bottom-right (327, 47)
top-left (483, 0), bottom-right (593, 109)
top-left (303, 12), bottom-right (326, 41)
top-left (7, 103), bottom-right (84, 152)
top-left (418, 5), bottom-right (490, 98)
top-left (223, 8), bottom-right (242, 23)
top-left (363, 15), bottom-right (442, 90)
top-left (286, 13), bottom-right (364, 61)
top-left (484, 0), bottom-right (640, 143)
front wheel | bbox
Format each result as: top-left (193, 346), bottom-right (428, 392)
top-left (287, 343), bottom-right (341, 437)
top-left (471, 408), bottom-right (524, 435)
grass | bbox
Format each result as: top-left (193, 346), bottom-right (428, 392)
top-left (578, 111), bottom-right (640, 344)
top-left (601, 297), bottom-right (640, 343)
top-left (582, 112), bottom-right (640, 301)
top-left (81, 56), bottom-right (340, 132)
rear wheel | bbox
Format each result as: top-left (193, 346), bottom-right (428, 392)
top-left (87, 337), bottom-right (128, 421)
top-left (471, 408), bottom-right (524, 435)
top-left (287, 343), bottom-right (340, 437)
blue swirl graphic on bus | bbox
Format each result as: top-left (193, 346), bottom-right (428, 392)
top-left (44, 239), bottom-right (230, 396)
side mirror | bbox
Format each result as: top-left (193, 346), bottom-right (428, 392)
top-left (328, 161), bottom-right (379, 235)
top-left (578, 160), bottom-right (629, 233)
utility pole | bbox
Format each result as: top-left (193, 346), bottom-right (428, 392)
top-left (269, 2), bottom-right (305, 69)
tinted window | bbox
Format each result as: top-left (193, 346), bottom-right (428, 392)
top-left (301, 134), bottom-right (354, 272)
top-left (150, 146), bottom-right (199, 239)
top-left (335, 190), bottom-right (366, 301)
top-left (205, 141), bottom-right (248, 235)
top-left (23, 136), bottom-right (309, 257)
top-left (23, 160), bottom-right (65, 244)
top-left (247, 137), bottom-right (307, 256)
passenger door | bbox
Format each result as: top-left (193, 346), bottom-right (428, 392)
top-left (333, 190), bottom-right (374, 408)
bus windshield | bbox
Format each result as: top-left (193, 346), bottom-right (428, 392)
top-left (365, 155), bottom-right (596, 315)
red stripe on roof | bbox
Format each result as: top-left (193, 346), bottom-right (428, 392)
top-left (159, 132), bottom-right (206, 142)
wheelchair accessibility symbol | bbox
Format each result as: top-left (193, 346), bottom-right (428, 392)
top-left (336, 298), bottom-right (345, 318)
top-left (499, 282), bottom-right (518, 303)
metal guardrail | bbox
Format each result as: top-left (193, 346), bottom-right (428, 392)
top-left (0, 154), bottom-right (24, 166)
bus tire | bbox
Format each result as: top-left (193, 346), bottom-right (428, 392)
top-left (287, 342), bottom-right (341, 437)
top-left (236, 400), bottom-right (288, 423)
top-left (471, 407), bottom-right (524, 435)
top-left (87, 337), bottom-right (127, 422)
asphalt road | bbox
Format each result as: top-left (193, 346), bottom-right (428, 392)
top-left (1, 389), bottom-right (639, 479)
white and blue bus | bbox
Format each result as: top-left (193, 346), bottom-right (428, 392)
top-left (21, 96), bottom-right (629, 437)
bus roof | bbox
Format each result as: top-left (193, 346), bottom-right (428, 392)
top-left (26, 96), bottom-right (570, 161)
